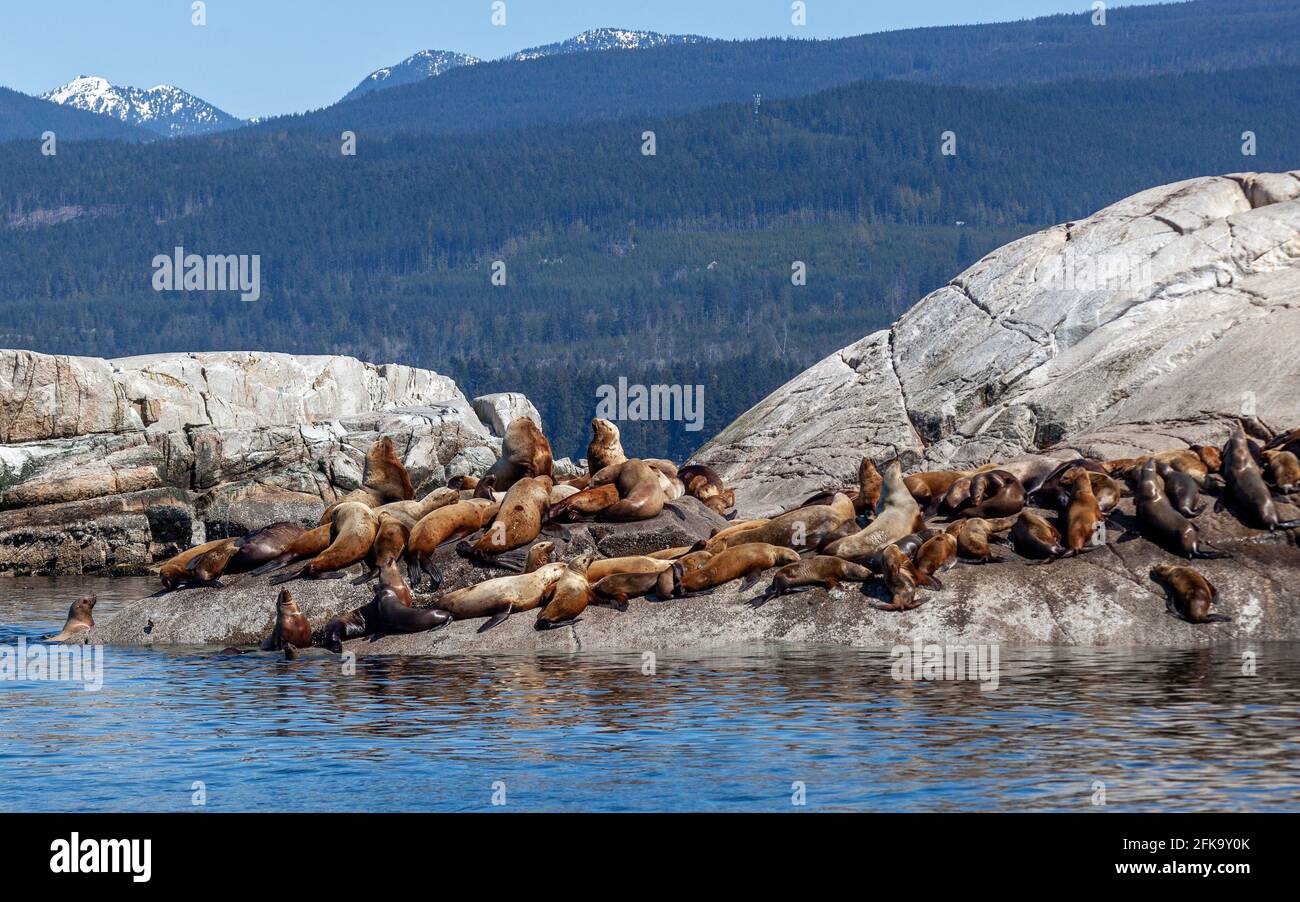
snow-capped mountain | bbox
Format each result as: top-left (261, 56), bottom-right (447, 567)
top-left (41, 76), bottom-right (243, 138)
top-left (510, 28), bottom-right (709, 61)
top-left (343, 50), bottom-right (481, 102)
top-left (343, 29), bottom-right (710, 104)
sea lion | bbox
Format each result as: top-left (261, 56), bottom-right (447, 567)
top-left (534, 552), bottom-right (599, 629)
top-left (592, 459), bottom-right (665, 522)
top-left (587, 418), bottom-right (628, 475)
top-left (44, 596), bottom-right (95, 643)
top-left (432, 562), bottom-right (568, 631)
top-left (957, 470), bottom-right (1025, 520)
top-left (1032, 458), bottom-right (1108, 510)
top-left (373, 488), bottom-right (460, 529)
top-left (353, 512), bottom-right (410, 584)
top-left (226, 522), bottom-right (306, 574)
top-left (188, 538), bottom-right (245, 587)
top-left (1010, 511), bottom-right (1065, 559)
top-left (711, 493), bottom-right (855, 552)
top-left (1150, 564), bottom-right (1227, 624)
top-left (677, 543), bottom-right (799, 595)
top-left (490, 539), bottom-right (558, 575)
top-left (260, 589), bottom-right (314, 655)
top-left (697, 518), bottom-right (770, 552)
top-left (473, 475), bottom-right (498, 500)
top-left (1264, 427), bottom-right (1300, 458)
top-left (647, 546), bottom-right (693, 560)
top-left (447, 475), bottom-right (479, 491)
top-left (320, 583), bottom-right (452, 653)
top-left (677, 464), bottom-right (735, 517)
top-left (753, 556), bottom-right (875, 606)
top-left (1264, 449), bottom-right (1300, 492)
top-left (905, 470), bottom-right (969, 512)
top-left (460, 475), bottom-right (551, 558)
top-left (672, 549), bottom-right (716, 576)
top-left (546, 482), bottom-right (620, 521)
top-left (858, 528), bottom-right (943, 577)
top-left (913, 533), bottom-right (958, 586)
top-left (1105, 448), bottom-right (1217, 484)
top-left (271, 501), bottom-right (379, 584)
top-left (1134, 459), bottom-right (1229, 558)
top-left (1062, 467), bottom-right (1106, 554)
top-left (592, 567), bottom-right (680, 608)
top-left (1156, 462), bottom-right (1205, 518)
top-left (486, 416), bottom-right (553, 491)
top-left (549, 483), bottom-right (581, 504)
top-left (945, 518), bottom-right (1006, 563)
top-left (873, 544), bottom-right (924, 612)
top-left (823, 460), bottom-right (925, 562)
top-left (1222, 427), bottom-right (1300, 530)
top-left (156, 538), bottom-right (237, 593)
top-left (405, 498), bottom-right (498, 587)
top-left (1087, 472), bottom-right (1127, 513)
top-left (997, 456), bottom-right (1072, 495)
top-left (249, 523), bottom-right (332, 577)
top-left (584, 555), bottom-right (675, 582)
top-left (319, 436), bottom-right (415, 523)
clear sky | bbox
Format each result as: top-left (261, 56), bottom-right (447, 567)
top-left (0, 0), bottom-right (1168, 120)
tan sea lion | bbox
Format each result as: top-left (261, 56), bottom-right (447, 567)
top-left (913, 533), bottom-right (957, 586)
top-left (873, 544), bottom-right (924, 612)
top-left (534, 553), bottom-right (599, 629)
top-left (260, 589), bottom-right (314, 656)
top-left (188, 538), bottom-right (245, 587)
top-left (271, 501), bottom-right (379, 585)
top-left (592, 459), bottom-right (665, 522)
top-left (432, 562), bottom-right (568, 631)
top-left (460, 475), bottom-right (552, 558)
top-left (677, 464), bottom-right (735, 517)
top-left (546, 482), bottom-right (620, 521)
top-left (374, 488), bottom-right (460, 529)
top-left (1010, 511), bottom-right (1065, 559)
top-left (44, 596), bottom-right (95, 643)
top-left (1264, 449), bottom-right (1300, 492)
top-left (319, 437), bottom-right (415, 524)
top-left (753, 556), bottom-right (875, 606)
top-left (1062, 467), bottom-right (1106, 554)
top-left (592, 567), bottom-right (680, 608)
top-left (405, 498), bottom-right (499, 588)
top-left (353, 513), bottom-right (410, 585)
top-left (587, 418), bottom-right (627, 475)
top-left (1150, 564), bottom-right (1227, 624)
top-left (156, 538), bottom-right (237, 593)
top-left (1222, 427), bottom-right (1300, 530)
top-left (712, 493), bottom-right (855, 552)
top-left (823, 460), bottom-right (925, 562)
top-left (447, 474), bottom-right (479, 491)
top-left (945, 518), bottom-right (1006, 563)
top-left (584, 555), bottom-right (675, 583)
top-left (905, 470), bottom-right (969, 511)
top-left (677, 543), bottom-right (799, 594)
top-left (487, 416), bottom-right (553, 490)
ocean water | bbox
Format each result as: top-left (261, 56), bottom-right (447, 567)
top-left (1, 576), bottom-right (1298, 812)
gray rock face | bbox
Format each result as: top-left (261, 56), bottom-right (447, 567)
top-left (693, 172), bottom-right (1300, 516)
top-left (0, 350), bottom-right (532, 574)
top-left (471, 392), bottom-right (542, 437)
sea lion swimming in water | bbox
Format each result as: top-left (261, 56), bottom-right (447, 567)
top-left (1222, 427), bottom-right (1300, 531)
top-left (1150, 564), bottom-right (1227, 624)
top-left (823, 459), bottom-right (925, 562)
top-left (752, 556), bottom-right (875, 607)
top-left (44, 596), bottom-right (95, 643)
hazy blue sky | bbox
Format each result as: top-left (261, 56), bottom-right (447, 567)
top-left (1, 0), bottom-right (1164, 119)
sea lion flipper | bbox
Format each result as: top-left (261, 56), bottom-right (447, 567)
top-left (1275, 518), bottom-right (1300, 530)
top-left (351, 568), bottom-right (379, 586)
top-left (926, 574), bottom-right (946, 591)
top-left (478, 605), bottom-right (512, 633)
top-left (268, 567), bottom-right (308, 586)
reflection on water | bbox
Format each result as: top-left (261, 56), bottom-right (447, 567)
top-left (1, 576), bottom-right (1298, 812)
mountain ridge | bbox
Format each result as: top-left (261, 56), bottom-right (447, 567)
top-left (41, 75), bottom-right (243, 138)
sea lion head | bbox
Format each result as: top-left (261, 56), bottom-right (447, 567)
top-left (68, 595), bottom-right (96, 624)
top-left (568, 551), bottom-right (597, 574)
top-left (1193, 444), bottom-right (1222, 473)
top-left (591, 418), bottom-right (620, 444)
top-left (275, 588), bottom-right (301, 614)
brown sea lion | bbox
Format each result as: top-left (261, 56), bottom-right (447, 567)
top-left (225, 522), bottom-right (306, 574)
top-left (320, 583), bottom-right (453, 653)
top-left (460, 475), bottom-right (552, 558)
top-left (374, 488), bottom-right (460, 529)
top-left (260, 589), bottom-right (314, 656)
top-left (1156, 462), bottom-right (1205, 518)
top-left (1222, 427), bottom-right (1300, 530)
top-left (673, 550), bottom-right (716, 576)
top-left (914, 533), bottom-right (958, 586)
top-left (945, 518), bottom-right (1006, 563)
top-left (873, 544), bottom-right (924, 612)
top-left (823, 460), bottom-right (925, 562)
top-left (697, 518), bottom-right (770, 552)
top-left (753, 556), bottom-right (875, 606)
top-left (188, 538), bottom-right (245, 587)
top-left (592, 459), bottom-right (665, 522)
top-left (473, 475), bottom-right (498, 500)
top-left (271, 501), bottom-right (379, 585)
top-left (587, 418), bottom-right (628, 475)
top-left (958, 470), bottom-right (1025, 520)
top-left (44, 596), bottom-right (95, 643)
top-left (487, 416), bottom-right (553, 490)
top-left (156, 538), bottom-right (238, 593)
top-left (249, 523), bottom-right (333, 577)
top-left (713, 493), bottom-right (855, 553)
top-left (1264, 427), bottom-right (1300, 458)
top-left (404, 498), bottom-right (499, 587)
top-left (648, 546), bottom-right (693, 560)
top-left (591, 567), bottom-right (679, 608)
top-left (490, 539), bottom-right (558, 575)
top-left (1134, 459), bottom-right (1229, 559)
top-left (584, 555), bottom-right (675, 583)
top-left (677, 543), bottom-right (799, 595)
top-left (353, 513), bottom-right (410, 585)
top-left (534, 553), bottom-right (599, 629)
top-left (1062, 467), bottom-right (1106, 554)
top-left (1087, 472), bottom-right (1127, 513)
top-left (546, 482), bottom-right (620, 521)
top-left (678, 464), bottom-right (735, 517)
top-left (1033, 458), bottom-right (1108, 510)
top-left (905, 470), bottom-right (969, 511)
top-left (447, 474), bottom-right (479, 491)
top-left (1263, 449), bottom-right (1300, 492)
top-left (1150, 564), bottom-right (1227, 624)
top-left (319, 437), bottom-right (415, 524)
top-left (1010, 511), bottom-right (1065, 559)
top-left (432, 562), bottom-right (568, 631)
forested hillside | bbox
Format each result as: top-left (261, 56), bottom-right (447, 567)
top-left (265, 0), bottom-right (1300, 137)
top-left (0, 86), bottom-right (153, 142)
top-left (2, 63), bottom-right (1296, 458)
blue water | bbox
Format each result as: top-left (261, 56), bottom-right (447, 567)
top-left (2, 576), bottom-right (1298, 812)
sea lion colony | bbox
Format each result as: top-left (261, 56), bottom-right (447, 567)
top-left (85, 417), bottom-right (1299, 654)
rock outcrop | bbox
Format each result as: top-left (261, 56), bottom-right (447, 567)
top-left (0, 351), bottom-right (523, 574)
top-left (693, 172), bottom-right (1300, 516)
